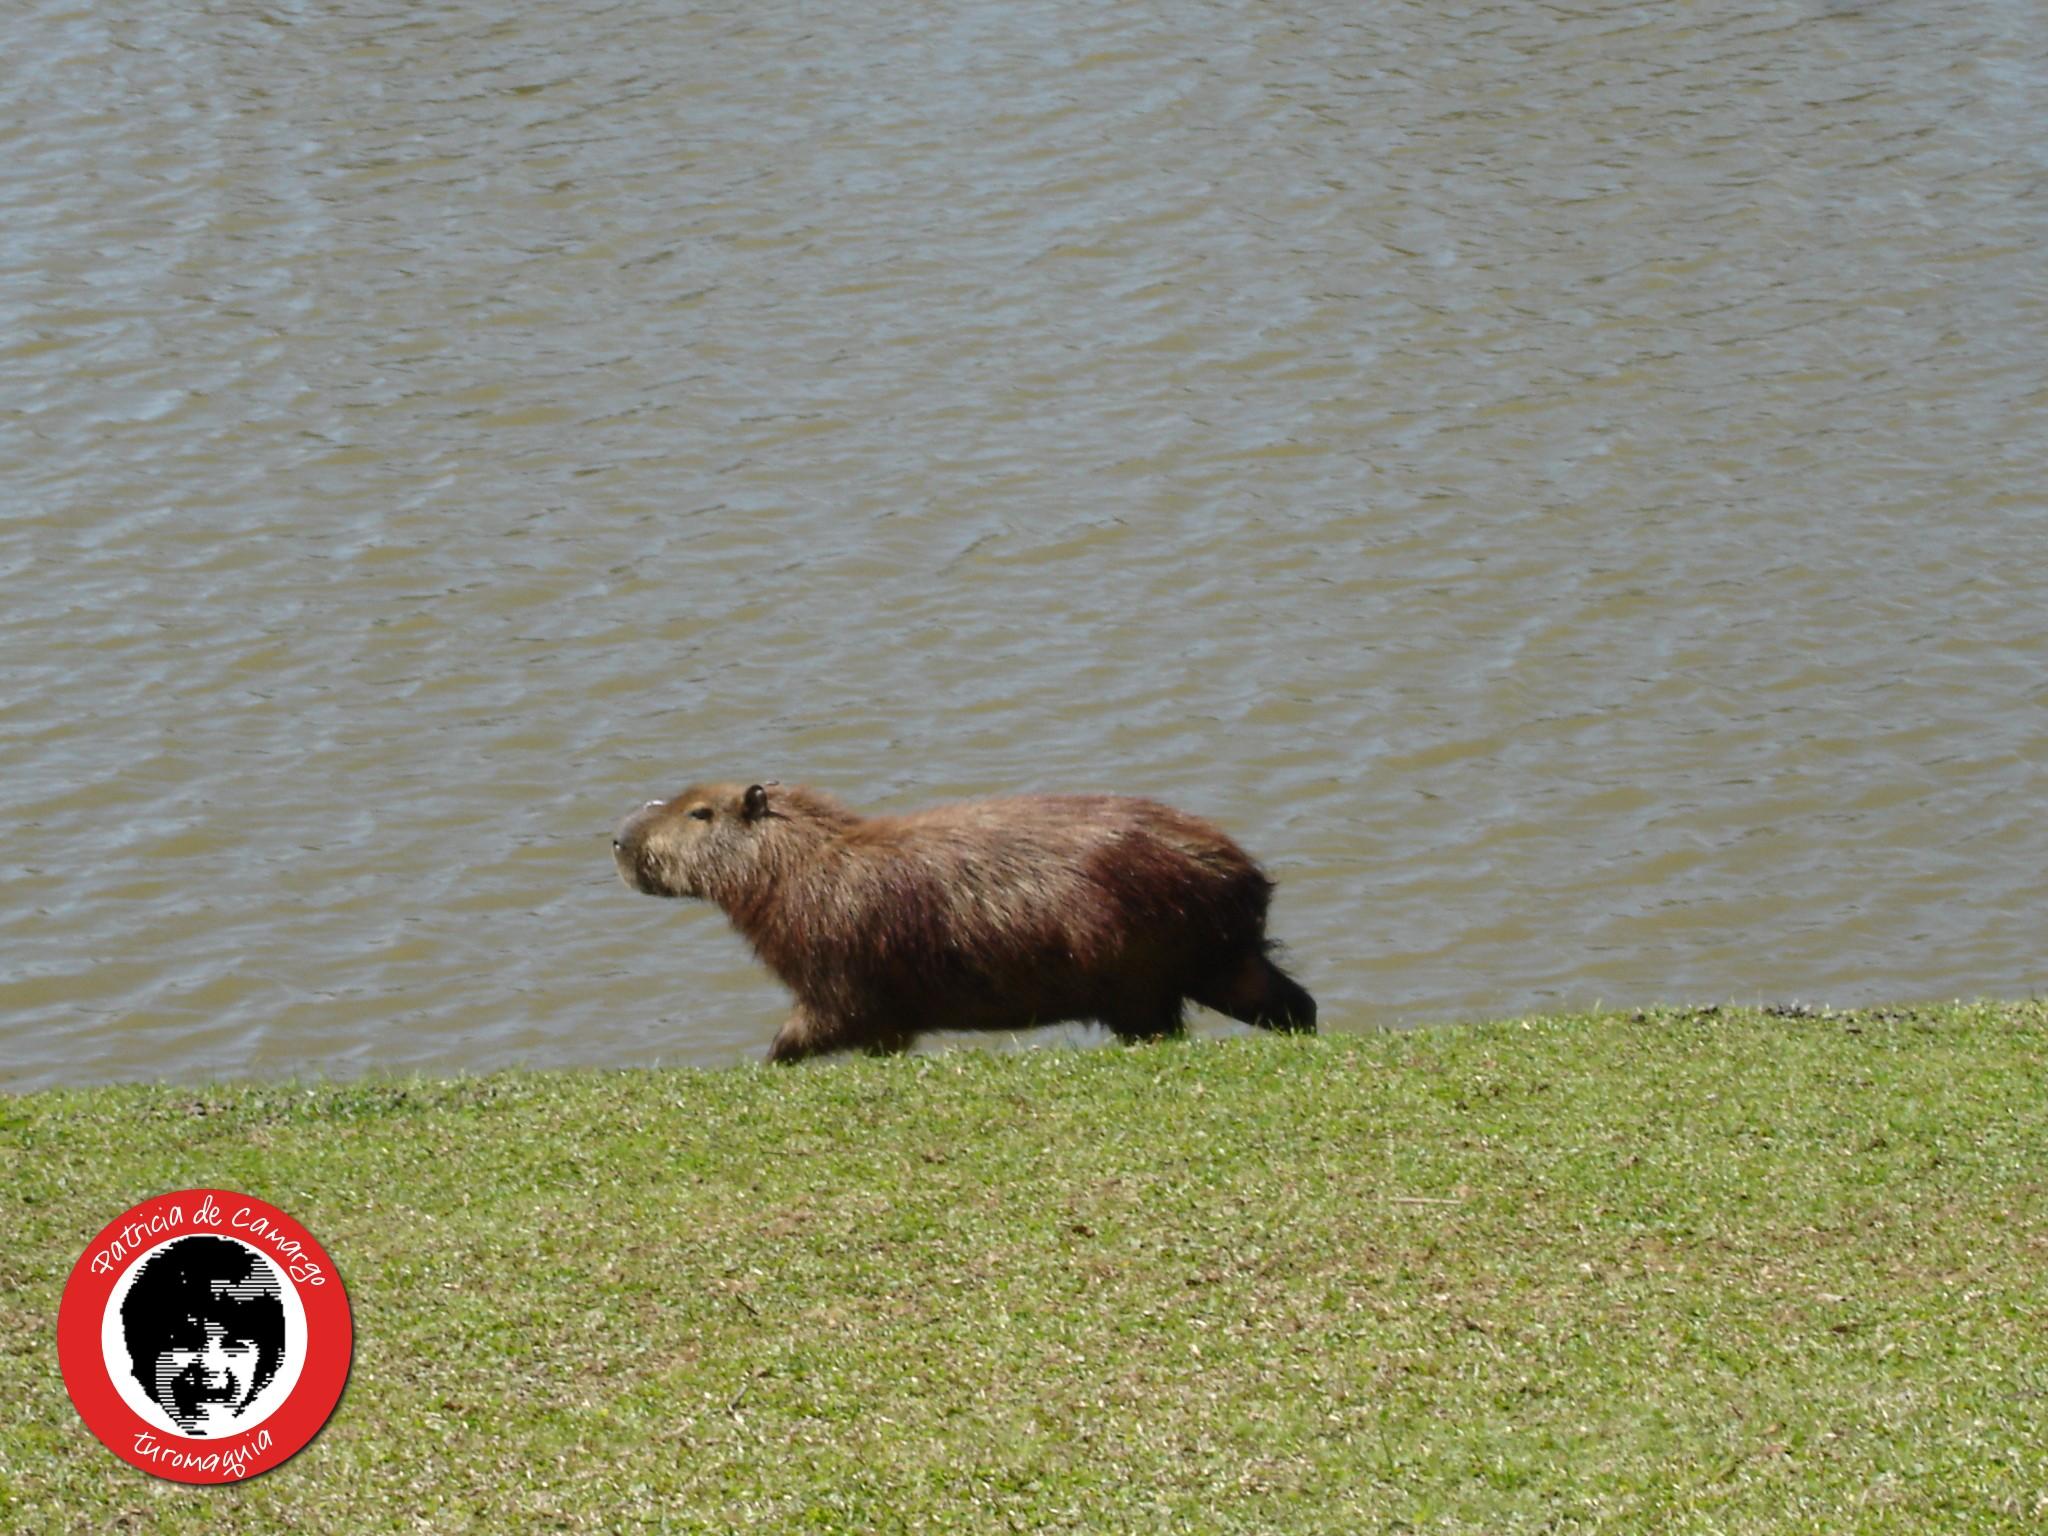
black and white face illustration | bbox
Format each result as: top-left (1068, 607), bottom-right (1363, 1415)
top-left (113, 1236), bottom-right (292, 1436)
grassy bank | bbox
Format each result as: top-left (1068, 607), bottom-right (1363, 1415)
top-left (2, 1005), bottom-right (2044, 1533)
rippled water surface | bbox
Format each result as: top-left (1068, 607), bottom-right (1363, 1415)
top-left (4, 0), bottom-right (2044, 1088)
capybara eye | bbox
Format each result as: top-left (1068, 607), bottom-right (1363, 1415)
top-left (689, 806), bottom-right (713, 821)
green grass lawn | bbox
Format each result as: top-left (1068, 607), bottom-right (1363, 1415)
top-left (2, 1004), bottom-right (2044, 1532)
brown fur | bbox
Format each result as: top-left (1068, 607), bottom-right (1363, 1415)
top-left (612, 781), bottom-right (1317, 1063)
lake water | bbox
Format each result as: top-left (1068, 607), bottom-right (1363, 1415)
top-left (4, 0), bottom-right (2044, 1089)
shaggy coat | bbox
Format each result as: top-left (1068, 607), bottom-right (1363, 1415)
top-left (613, 781), bottom-right (1316, 1062)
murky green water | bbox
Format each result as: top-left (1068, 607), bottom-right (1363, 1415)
top-left (4, 1), bottom-right (2043, 1087)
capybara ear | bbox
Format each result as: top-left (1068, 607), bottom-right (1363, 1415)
top-left (742, 784), bottom-right (769, 821)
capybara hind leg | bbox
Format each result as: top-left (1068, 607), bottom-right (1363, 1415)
top-left (1259, 961), bottom-right (1317, 1033)
top-left (1195, 951), bottom-right (1318, 1034)
top-left (1103, 994), bottom-right (1187, 1045)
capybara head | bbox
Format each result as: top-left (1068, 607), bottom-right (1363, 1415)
top-left (612, 782), bottom-right (772, 900)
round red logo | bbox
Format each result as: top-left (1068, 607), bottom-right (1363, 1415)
top-left (57, 1189), bottom-right (352, 1484)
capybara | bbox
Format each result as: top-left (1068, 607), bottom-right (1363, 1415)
top-left (611, 781), bottom-right (1316, 1062)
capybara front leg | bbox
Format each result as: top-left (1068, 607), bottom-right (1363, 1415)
top-left (767, 1009), bottom-right (824, 1064)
